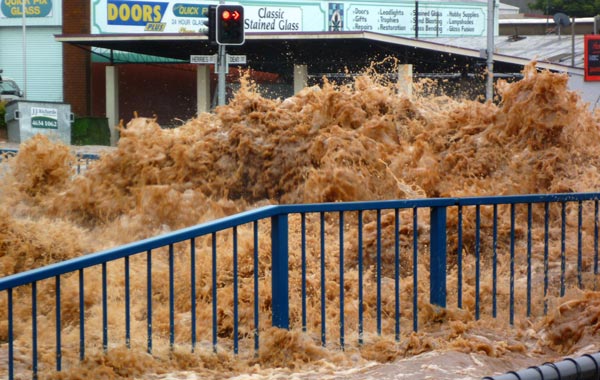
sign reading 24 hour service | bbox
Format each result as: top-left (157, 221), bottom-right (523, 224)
top-left (91, 0), bottom-right (490, 37)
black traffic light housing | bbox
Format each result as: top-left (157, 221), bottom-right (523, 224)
top-left (204, 5), bottom-right (216, 44)
top-left (216, 5), bottom-right (245, 45)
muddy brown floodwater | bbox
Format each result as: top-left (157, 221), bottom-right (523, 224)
top-left (1, 62), bottom-right (600, 379)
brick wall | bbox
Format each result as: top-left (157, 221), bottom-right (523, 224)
top-left (62, 0), bottom-right (91, 116)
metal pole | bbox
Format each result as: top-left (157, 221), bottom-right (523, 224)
top-left (545, 0), bottom-right (549, 33)
top-left (217, 0), bottom-right (226, 106)
top-left (429, 206), bottom-right (447, 308)
top-left (415, 1), bottom-right (419, 39)
top-left (217, 44), bottom-right (226, 106)
top-left (571, 16), bottom-right (575, 67)
top-left (271, 213), bottom-right (290, 329)
top-left (486, 0), bottom-right (494, 102)
top-left (436, 8), bottom-right (439, 37)
top-left (21, 0), bottom-right (27, 99)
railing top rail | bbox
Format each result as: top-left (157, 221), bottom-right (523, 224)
top-left (0, 204), bottom-right (280, 291)
top-left (2, 192), bottom-right (600, 291)
top-left (0, 148), bottom-right (99, 161)
top-left (456, 192), bottom-right (600, 206)
top-left (279, 192), bottom-right (600, 213)
top-left (77, 153), bottom-right (101, 160)
top-left (279, 197), bottom-right (457, 213)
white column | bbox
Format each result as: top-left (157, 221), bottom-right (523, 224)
top-left (105, 65), bottom-right (119, 146)
top-left (397, 64), bottom-right (413, 98)
top-left (196, 65), bottom-right (211, 114)
top-left (293, 64), bottom-right (308, 94)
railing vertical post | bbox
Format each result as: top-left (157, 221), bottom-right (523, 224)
top-left (271, 213), bottom-right (289, 329)
top-left (430, 206), bottom-right (447, 308)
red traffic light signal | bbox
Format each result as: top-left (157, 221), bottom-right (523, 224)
top-left (221, 9), bottom-right (237, 21)
top-left (216, 5), bottom-right (245, 45)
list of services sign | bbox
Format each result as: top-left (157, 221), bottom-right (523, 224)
top-left (347, 4), bottom-right (485, 36)
top-left (91, 0), bottom-right (490, 37)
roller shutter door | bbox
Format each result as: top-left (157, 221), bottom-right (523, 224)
top-left (0, 26), bottom-right (63, 102)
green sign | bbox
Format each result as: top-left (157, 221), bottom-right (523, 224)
top-left (31, 107), bottom-right (58, 129)
top-left (172, 3), bottom-right (208, 18)
top-left (1, 0), bottom-right (53, 18)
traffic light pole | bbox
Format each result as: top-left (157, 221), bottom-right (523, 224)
top-left (212, 2), bottom-right (244, 106)
top-left (217, 0), bottom-right (226, 106)
top-left (217, 44), bottom-right (227, 106)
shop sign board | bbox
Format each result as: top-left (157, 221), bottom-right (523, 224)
top-left (585, 35), bottom-right (600, 81)
top-left (31, 106), bottom-right (59, 129)
top-left (0, 0), bottom-right (53, 18)
top-left (91, 0), bottom-right (491, 38)
top-left (0, 0), bottom-right (61, 25)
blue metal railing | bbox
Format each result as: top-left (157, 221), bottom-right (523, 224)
top-left (1, 192), bottom-right (600, 378)
top-left (0, 148), bottom-right (18, 156)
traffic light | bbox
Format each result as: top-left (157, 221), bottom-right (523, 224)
top-left (216, 5), bottom-right (245, 45)
top-left (203, 5), bottom-right (216, 44)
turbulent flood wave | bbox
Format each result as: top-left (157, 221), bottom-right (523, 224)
top-left (1, 62), bottom-right (600, 379)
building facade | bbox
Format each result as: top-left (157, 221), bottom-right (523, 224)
top-left (0, 0), bottom-right (64, 102)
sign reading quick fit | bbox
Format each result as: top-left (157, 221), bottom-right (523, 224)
top-left (172, 3), bottom-right (207, 17)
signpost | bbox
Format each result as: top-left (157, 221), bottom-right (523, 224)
top-left (190, 54), bottom-right (246, 73)
top-left (190, 54), bottom-right (217, 64)
top-left (190, 49), bottom-right (247, 107)
top-left (226, 55), bottom-right (247, 65)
